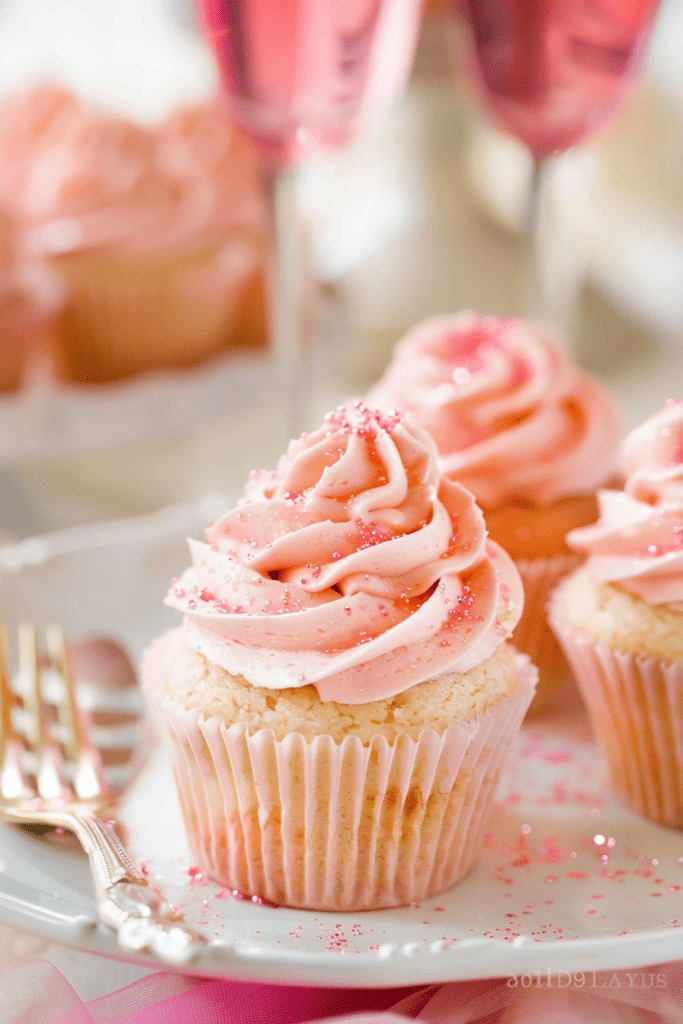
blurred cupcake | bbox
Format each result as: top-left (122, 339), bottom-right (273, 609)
top-left (156, 99), bottom-right (269, 353)
top-left (0, 206), bottom-right (62, 393)
top-left (0, 84), bottom-right (81, 214)
top-left (368, 311), bottom-right (623, 714)
top-left (16, 98), bottom-right (264, 383)
top-left (550, 399), bottom-right (683, 827)
top-left (143, 402), bottom-right (536, 911)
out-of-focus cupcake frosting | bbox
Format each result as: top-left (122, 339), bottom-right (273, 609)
top-left (567, 400), bottom-right (683, 609)
top-left (0, 84), bottom-right (81, 212)
top-left (19, 105), bottom-right (225, 260)
top-left (367, 312), bottom-right (622, 508)
top-left (156, 100), bottom-right (265, 235)
top-left (166, 402), bottom-right (523, 703)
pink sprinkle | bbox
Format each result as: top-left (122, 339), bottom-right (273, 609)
top-left (139, 861), bottom-right (149, 875)
top-left (540, 750), bottom-right (572, 764)
top-left (324, 402), bottom-right (401, 437)
top-left (591, 894), bottom-right (603, 900)
top-left (567, 871), bottom-right (588, 880)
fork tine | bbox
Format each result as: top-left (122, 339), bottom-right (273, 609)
top-left (46, 624), bottom-right (103, 801)
top-left (19, 622), bottom-right (64, 802)
top-left (18, 623), bottom-right (41, 752)
top-left (0, 625), bottom-right (18, 750)
top-left (45, 624), bottom-right (82, 764)
top-left (0, 625), bottom-right (28, 802)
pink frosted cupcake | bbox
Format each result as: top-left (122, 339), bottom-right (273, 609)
top-left (156, 99), bottom-right (268, 354)
top-left (550, 399), bottom-right (683, 827)
top-left (13, 97), bottom-right (262, 383)
top-left (143, 402), bottom-right (536, 911)
top-left (0, 84), bottom-right (81, 214)
top-left (0, 207), bottom-right (62, 392)
top-left (368, 311), bottom-right (623, 714)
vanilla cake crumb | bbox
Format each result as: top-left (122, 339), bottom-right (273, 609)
top-left (160, 627), bottom-right (517, 744)
top-left (562, 565), bottom-right (683, 663)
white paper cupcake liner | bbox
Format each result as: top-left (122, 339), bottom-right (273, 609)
top-left (54, 239), bottom-right (261, 383)
top-left (549, 580), bottom-right (683, 828)
top-left (144, 646), bottom-right (537, 911)
top-left (513, 551), bottom-right (582, 716)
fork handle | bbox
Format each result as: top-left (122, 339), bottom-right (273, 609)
top-left (59, 812), bottom-right (207, 966)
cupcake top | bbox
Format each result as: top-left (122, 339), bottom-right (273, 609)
top-left (0, 84), bottom-right (81, 213)
top-left (166, 402), bottom-right (523, 704)
top-left (156, 100), bottom-right (265, 237)
top-left (15, 99), bottom-right (229, 261)
top-left (567, 399), bottom-right (683, 609)
top-left (367, 311), bottom-right (622, 508)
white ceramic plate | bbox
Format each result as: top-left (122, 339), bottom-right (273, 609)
top-left (1, 504), bottom-right (683, 987)
top-left (0, 349), bottom-right (274, 466)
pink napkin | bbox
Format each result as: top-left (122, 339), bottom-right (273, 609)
top-left (4, 959), bottom-right (683, 1024)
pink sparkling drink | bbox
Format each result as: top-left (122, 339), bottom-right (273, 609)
top-left (198, 0), bottom-right (424, 163)
top-left (452, 0), bottom-right (660, 156)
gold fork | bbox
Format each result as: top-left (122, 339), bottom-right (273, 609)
top-left (0, 623), bottom-right (206, 965)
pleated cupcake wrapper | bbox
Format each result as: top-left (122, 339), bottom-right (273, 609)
top-left (549, 581), bottom-right (683, 828)
top-left (513, 551), bottom-right (582, 716)
top-left (145, 650), bottom-right (537, 911)
top-left (55, 238), bottom-right (259, 380)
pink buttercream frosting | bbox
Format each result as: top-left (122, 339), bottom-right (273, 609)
top-left (19, 105), bottom-right (226, 260)
top-left (567, 400), bottom-right (683, 609)
top-left (0, 84), bottom-right (81, 213)
top-left (156, 100), bottom-right (265, 236)
top-left (166, 402), bottom-right (523, 704)
top-left (367, 311), bottom-right (622, 508)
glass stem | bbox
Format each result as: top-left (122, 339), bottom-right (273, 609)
top-left (263, 165), bottom-right (309, 444)
top-left (525, 156), bottom-right (545, 241)
top-left (526, 153), bottom-right (583, 350)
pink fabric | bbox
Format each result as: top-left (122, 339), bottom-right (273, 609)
top-left (5, 959), bottom-right (683, 1024)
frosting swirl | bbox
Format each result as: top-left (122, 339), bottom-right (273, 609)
top-left (156, 101), bottom-right (264, 236)
top-left (0, 84), bottom-right (81, 213)
top-left (20, 108), bottom-right (222, 259)
top-left (367, 312), bottom-right (622, 508)
top-left (567, 400), bottom-right (683, 609)
top-left (166, 402), bottom-right (523, 704)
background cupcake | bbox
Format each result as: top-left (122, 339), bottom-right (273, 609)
top-left (156, 99), bottom-right (268, 355)
top-left (0, 83), bottom-right (81, 214)
top-left (368, 311), bottom-right (623, 714)
top-left (0, 206), bottom-right (63, 392)
top-left (143, 402), bottom-right (536, 911)
top-left (550, 399), bottom-right (683, 827)
top-left (8, 90), bottom-right (266, 384)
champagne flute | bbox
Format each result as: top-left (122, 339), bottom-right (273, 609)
top-left (197, 0), bottom-right (424, 439)
top-left (450, 0), bottom-right (661, 336)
